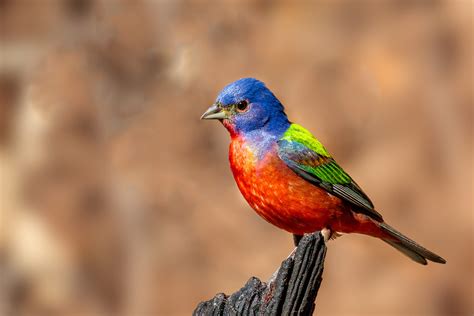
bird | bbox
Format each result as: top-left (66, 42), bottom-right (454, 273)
top-left (201, 78), bottom-right (446, 265)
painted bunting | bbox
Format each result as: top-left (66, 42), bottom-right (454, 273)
top-left (201, 78), bottom-right (445, 265)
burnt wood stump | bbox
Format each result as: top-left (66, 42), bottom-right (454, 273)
top-left (193, 232), bottom-right (327, 316)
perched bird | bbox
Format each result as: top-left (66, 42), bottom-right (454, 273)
top-left (201, 78), bottom-right (445, 265)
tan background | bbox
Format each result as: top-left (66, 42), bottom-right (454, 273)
top-left (0, 1), bottom-right (472, 315)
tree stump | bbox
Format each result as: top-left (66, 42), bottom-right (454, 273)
top-left (193, 231), bottom-right (327, 316)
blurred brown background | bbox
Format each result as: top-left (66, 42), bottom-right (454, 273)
top-left (0, 0), bottom-right (472, 315)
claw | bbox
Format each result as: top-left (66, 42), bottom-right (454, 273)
top-left (321, 228), bottom-right (331, 242)
top-left (321, 228), bottom-right (342, 242)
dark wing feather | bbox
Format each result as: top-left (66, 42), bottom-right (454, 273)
top-left (277, 139), bottom-right (383, 222)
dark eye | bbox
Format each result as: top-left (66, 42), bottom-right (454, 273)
top-left (236, 100), bottom-right (249, 112)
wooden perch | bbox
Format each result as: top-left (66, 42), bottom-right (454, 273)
top-left (193, 231), bottom-right (327, 316)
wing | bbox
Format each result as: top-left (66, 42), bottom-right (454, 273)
top-left (278, 124), bottom-right (383, 222)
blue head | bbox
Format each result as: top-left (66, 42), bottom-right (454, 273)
top-left (201, 78), bottom-right (290, 138)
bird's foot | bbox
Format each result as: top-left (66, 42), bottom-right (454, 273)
top-left (321, 228), bottom-right (331, 242)
top-left (321, 228), bottom-right (342, 242)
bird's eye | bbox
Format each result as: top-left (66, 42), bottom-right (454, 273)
top-left (236, 100), bottom-right (249, 112)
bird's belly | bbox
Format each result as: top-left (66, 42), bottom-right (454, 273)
top-left (230, 143), bottom-right (345, 235)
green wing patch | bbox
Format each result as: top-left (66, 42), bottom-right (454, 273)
top-left (281, 124), bottom-right (331, 157)
top-left (277, 125), bottom-right (382, 221)
top-left (300, 160), bottom-right (352, 185)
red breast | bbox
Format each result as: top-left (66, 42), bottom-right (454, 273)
top-left (228, 137), bottom-right (386, 237)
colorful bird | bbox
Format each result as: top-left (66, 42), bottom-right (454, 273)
top-left (201, 78), bottom-right (445, 265)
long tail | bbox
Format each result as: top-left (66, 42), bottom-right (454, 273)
top-left (379, 223), bottom-right (446, 265)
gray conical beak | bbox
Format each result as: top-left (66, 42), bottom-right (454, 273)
top-left (201, 104), bottom-right (227, 120)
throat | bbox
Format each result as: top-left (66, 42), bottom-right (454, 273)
top-left (236, 130), bottom-right (280, 161)
top-left (231, 115), bottom-right (290, 161)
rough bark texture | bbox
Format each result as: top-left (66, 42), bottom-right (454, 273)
top-left (193, 232), bottom-right (326, 316)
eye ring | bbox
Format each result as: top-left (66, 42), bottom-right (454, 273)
top-left (236, 100), bottom-right (249, 112)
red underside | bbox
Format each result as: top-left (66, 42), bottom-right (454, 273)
top-left (229, 137), bottom-right (388, 238)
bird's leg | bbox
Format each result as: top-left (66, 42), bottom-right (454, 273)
top-left (293, 234), bottom-right (303, 246)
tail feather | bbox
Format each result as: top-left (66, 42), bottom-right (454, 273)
top-left (380, 223), bottom-right (446, 265)
top-left (382, 239), bottom-right (428, 265)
